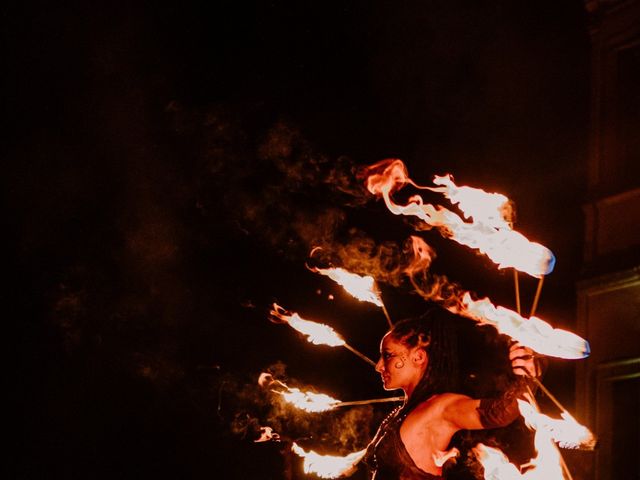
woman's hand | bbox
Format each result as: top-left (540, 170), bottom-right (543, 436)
top-left (509, 343), bottom-right (539, 377)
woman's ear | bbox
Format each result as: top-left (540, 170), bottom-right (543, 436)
top-left (412, 347), bottom-right (427, 365)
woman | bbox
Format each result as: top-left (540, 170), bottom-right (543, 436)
top-left (363, 310), bottom-right (539, 479)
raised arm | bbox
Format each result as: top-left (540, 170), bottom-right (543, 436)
top-left (441, 343), bottom-right (539, 431)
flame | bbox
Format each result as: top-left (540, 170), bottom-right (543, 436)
top-left (404, 246), bottom-right (589, 359)
top-left (460, 294), bottom-right (590, 359)
top-left (473, 444), bottom-right (523, 479)
top-left (254, 426), bottom-right (280, 443)
top-left (364, 159), bottom-right (555, 277)
top-left (474, 432), bottom-right (563, 480)
top-left (276, 387), bottom-right (341, 413)
top-left (405, 236), bottom-right (436, 276)
top-left (473, 400), bottom-right (588, 479)
top-left (271, 303), bottom-right (346, 347)
top-left (518, 400), bottom-right (596, 450)
top-left (291, 443), bottom-right (366, 478)
top-left (258, 372), bottom-right (275, 387)
top-left (433, 447), bottom-right (460, 467)
top-left (311, 267), bottom-right (383, 307)
top-left (259, 373), bottom-right (341, 412)
top-left (429, 174), bottom-right (512, 229)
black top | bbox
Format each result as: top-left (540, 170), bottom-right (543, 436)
top-left (364, 408), bottom-right (443, 480)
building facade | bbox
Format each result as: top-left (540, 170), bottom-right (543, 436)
top-left (577, 1), bottom-right (640, 479)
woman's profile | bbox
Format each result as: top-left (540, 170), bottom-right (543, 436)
top-left (363, 309), bottom-right (539, 479)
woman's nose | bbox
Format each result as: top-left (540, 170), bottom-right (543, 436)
top-left (375, 357), bottom-right (384, 373)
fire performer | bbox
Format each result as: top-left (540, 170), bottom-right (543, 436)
top-left (363, 309), bottom-right (540, 480)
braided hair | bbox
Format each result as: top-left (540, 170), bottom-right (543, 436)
top-left (389, 307), bottom-right (463, 417)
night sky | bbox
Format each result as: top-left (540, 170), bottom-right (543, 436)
top-left (9, 2), bottom-right (591, 479)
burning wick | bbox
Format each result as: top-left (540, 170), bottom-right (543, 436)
top-left (364, 159), bottom-right (556, 278)
top-left (310, 266), bottom-right (393, 327)
top-left (458, 294), bottom-right (590, 360)
top-left (260, 373), bottom-right (340, 412)
top-left (254, 426), bottom-right (281, 443)
top-left (270, 304), bottom-right (377, 367)
top-left (334, 396), bottom-right (404, 408)
top-left (307, 250), bottom-right (394, 327)
top-left (291, 443), bottom-right (367, 479)
top-left (433, 447), bottom-right (460, 468)
top-left (260, 373), bottom-right (402, 412)
top-left (518, 399), bottom-right (596, 450)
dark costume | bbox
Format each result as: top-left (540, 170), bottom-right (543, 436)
top-left (364, 379), bottom-right (529, 480)
top-left (364, 407), bottom-right (443, 480)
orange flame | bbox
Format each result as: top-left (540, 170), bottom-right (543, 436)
top-left (429, 174), bottom-right (512, 229)
top-left (518, 400), bottom-right (596, 450)
top-left (270, 303), bottom-right (346, 347)
top-left (433, 447), bottom-right (460, 467)
top-left (259, 373), bottom-right (342, 413)
top-left (311, 267), bottom-right (383, 307)
top-left (474, 432), bottom-right (564, 480)
top-left (405, 235), bottom-right (436, 276)
top-left (276, 387), bottom-right (341, 413)
top-left (473, 444), bottom-right (523, 479)
top-left (460, 294), bottom-right (590, 359)
top-left (403, 244), bottom-right (589, 359)
top-left (254, 426), bottom-right (280, 443)
top-left (364, 159), bottom-right (555, 277)
top-left (291, 443), bottom-right (366, 478)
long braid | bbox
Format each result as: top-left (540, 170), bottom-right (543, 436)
top-left (391, 308), bottom-right (462, 418)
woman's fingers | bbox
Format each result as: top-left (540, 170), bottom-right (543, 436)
top-left (509, 343), bottom-right (540, 376)
top-left (509, 345), bottom-right (534, 361)
top-left (511, 358), bottom-right (534, 376)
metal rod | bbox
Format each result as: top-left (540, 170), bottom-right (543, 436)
top-left (529, 275), bottom-right (545, 318)
top-left (335, 396), bottom-right (405, 407)
top-left (513, 269), bottom-right (521, 315)
top-left (381, 303), bottom-right (393, 329)
top-left (525, 385), bottom-right (574, 480)
top-left (343, 343), bottom-right (377, 367)
top-left (531, 377), bottom-right (569, 414)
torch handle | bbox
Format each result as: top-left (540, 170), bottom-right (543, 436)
top-left (381, 303), bottom-right (393, 328)
top-left (335, 396), bottom-right (404, 407)
top-left (529, 275), bottom-right (545, 318)
top-left (525, 384), bottom-right (574, 480)
top-left (343, 343), bottom-right (377, 368)
top-left (530, 377), bottom-right (569, 414)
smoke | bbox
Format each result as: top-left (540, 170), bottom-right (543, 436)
top-left (179, 106), bottom-right (411, 282)
top-left (220, 362), bottom-right (373, 452)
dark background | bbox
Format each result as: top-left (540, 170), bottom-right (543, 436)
top-left (8, 1), bottom-right (590, 478)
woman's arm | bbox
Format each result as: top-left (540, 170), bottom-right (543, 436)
top-left (441, 343), bottom-right (539, 431)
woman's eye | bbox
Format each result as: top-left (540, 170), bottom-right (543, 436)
top-left (382, 353), bottom-right (393, 360)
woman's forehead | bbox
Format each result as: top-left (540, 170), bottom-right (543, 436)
top-left (380, 334), bottom-right (405, 351)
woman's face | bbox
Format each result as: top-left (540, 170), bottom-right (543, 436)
top-left (375, 334), bottom-right (428, 392)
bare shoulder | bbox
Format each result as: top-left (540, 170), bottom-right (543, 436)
top-left (409, 393), bottom-right (472, 419)
top-left (406, 393), bottom-right (482, 431)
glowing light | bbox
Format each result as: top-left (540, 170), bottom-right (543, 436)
top-left (433, 447), bottom-right (460, 467)
top-left (254, 426), bottom-right (280, 443)
top-left (460, 294), bottom-right (590, 360)
top-left (474, 432), bottom-right (563, 480)
top-left (276, 387), bottom-right (341, 413)
top-left (429, 174), bottom-right (512, 229)
top-left (260, 373), bottom-right (341, 413)
top-left (292, 443), bottom-right (366, 479)
top-left (473, 444), bottom-right (524, 480)
top-left (271, 303), bottom-right (345, 347)
top-left (312, 267), bottom-right (383, 307)
top-left (364, 159), bottom-right (555, 277)
top-left (518, 400), bottom-right (596, 450)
